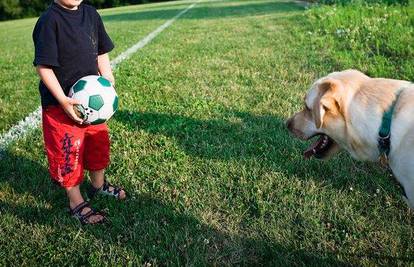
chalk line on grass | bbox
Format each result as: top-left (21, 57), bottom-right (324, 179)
top-left (110, 1), bottom-right (199, 69)
top-left (0, 0), bottom-right (200, 156)
top-left (0, 106), bottom-right (42, 154)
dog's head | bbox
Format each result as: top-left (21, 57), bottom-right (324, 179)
top-left (286, 78), bottom-right (347, 159)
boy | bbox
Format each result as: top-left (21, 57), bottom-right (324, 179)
top-left (33, 0), bottom-right (126, 225)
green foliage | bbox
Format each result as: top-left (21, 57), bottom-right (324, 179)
top-left (0, 0), bottom-right (23, 20)
top-left (0, 0), bottom-right (172, 21)
top-left (308, 0), bottom-right (408, 5)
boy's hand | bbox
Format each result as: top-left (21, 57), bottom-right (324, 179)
top-left (36, 66), bottom-right (85, 124)
top-left (60, 97), bottom-right (84, 124)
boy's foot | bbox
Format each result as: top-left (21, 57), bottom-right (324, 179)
top-left (87, 179), bottom-right (126, 200)
top-left (70, 201), bottom-right (107, 225)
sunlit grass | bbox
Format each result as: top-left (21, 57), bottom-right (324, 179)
top-left (1, 0), bottom-right (414, 265)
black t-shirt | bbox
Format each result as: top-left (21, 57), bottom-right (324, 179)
top-left (33, 2), bottom-right (114, 107)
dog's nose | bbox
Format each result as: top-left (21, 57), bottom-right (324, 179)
top-left (286, 117), bottom-right (293, 131)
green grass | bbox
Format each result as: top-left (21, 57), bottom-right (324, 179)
top-left (304, 2), bottom-right (414, 80)
top-left (0, 0), bottom-right (195, 133)
top-left (1, 0), bottom-right (414, 265)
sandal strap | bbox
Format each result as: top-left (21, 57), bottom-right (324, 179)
top-left (70, 201), bottom-right (106, 225)
top-left (102, 180), bottom-right (122, 197)
top-left (102, 180), bottom-right (110, 191)
top-left (87, 179), bottom-right (124, 200)
top-left (80, 211), bottom-right (106, 225)
top-left (70, 201), bottom-right (90, 216)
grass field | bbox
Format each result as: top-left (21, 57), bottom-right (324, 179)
top-left (1, 0), bottom-right (414, 265)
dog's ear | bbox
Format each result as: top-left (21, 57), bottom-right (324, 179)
top-left (313, 78), bottom-right (342, 129)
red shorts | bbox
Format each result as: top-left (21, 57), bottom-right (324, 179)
top-left (42, 106), bottom-right (110, 188)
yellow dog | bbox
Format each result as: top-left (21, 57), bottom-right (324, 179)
top-left (287, 69), bottom-right (414, 207)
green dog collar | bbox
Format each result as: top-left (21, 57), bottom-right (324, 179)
top-left (378, 89), bottom-right (403, 156)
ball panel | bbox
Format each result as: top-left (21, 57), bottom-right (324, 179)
top-left (112, 96), bottom-right (119, 113)
top-left (98, 101), bottom-right (114, 120)
top-left (90, 118), bottom-right (107, 125)
top-left (73, 80), bottom-right (87, 93)
top-left (86, 108), bottom-right (100, 123)
top-left (88, 95), bottom-right (104, 111)
top-left (73, 90), bottom-right (90, 108)
top-left (97, 77), bottom-right (111, 87)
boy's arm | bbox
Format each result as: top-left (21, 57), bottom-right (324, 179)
top-left (97, 53), bottom-right (115, 86)
top-left (36, 65), bottom-right (84, 124)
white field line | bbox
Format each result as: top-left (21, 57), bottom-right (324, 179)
top-left (110, 1), bottom-right (200, 69)
top-left (0, 1), bottom-right (200, 156)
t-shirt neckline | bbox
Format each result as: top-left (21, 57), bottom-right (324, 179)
top-left (52, 2), bottom-right (83, 15)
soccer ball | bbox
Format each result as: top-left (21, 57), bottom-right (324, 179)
top-left (68, 75), bottom-right (119, 125)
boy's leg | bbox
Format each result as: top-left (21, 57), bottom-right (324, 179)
top-left (42, 106), bottom-right (106, 223)
top-left (84, 123), bottom-right (126, 199)
top-left (66, 185), bottom-right (104, 224)
top-left (42, 106), bottom-right (85, 188)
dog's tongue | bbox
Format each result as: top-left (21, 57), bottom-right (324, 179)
top-left (303, 136), bottom-right (324, 159)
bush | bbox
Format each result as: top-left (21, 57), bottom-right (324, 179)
top-left (0, 0), bottom-right (23, 20)
top-left (0, 0), bottom-right (172, 21)
top-left (306, 0), bottom-right (408, 5)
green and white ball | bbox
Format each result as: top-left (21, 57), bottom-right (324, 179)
top-left (69, 75), bottom-right (118, 125)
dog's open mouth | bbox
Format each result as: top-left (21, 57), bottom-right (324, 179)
top-left (304, 134), bottom-right (335, 159)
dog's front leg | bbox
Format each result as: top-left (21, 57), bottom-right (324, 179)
top-left (390, 158), bottom-right (414, 209)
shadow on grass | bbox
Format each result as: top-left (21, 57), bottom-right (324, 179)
top-left (102, 1), bottom-right (303, 22)
top-left (0, 151), bottom-right (349, 266)
top-left (114, 109), bottom-right (396, 194)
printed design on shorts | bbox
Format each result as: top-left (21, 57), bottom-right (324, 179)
top-left (57, 133), bottom-right (81, 180)
top-left (73, 138), bottom-right (81, 172)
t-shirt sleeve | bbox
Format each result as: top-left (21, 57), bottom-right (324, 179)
top-left (97, 14), bottom-right (114, 55)
top-left (32, 16), bottom-right (60, 67)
